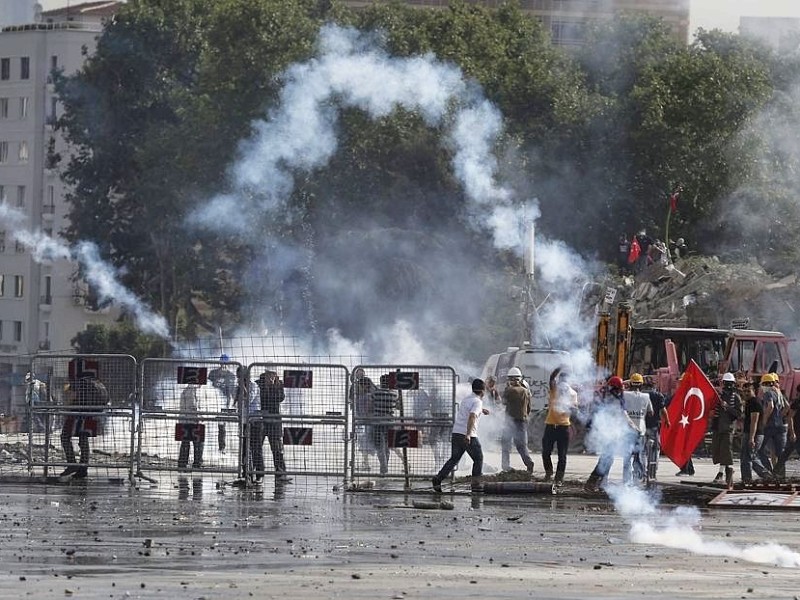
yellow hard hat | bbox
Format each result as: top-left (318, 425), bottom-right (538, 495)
top-left (760, 373), bottom-right (777, 384)
top-left (629, 373), bottom-right (644, 385)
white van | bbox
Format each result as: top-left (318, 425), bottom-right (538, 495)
top-left (481, 345), bottom-right (572, 411)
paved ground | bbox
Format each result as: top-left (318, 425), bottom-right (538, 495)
top-left (1, 452), bottom-right (799, 599)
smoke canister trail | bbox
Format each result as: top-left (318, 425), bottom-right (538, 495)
top-left (1, 206), bottom-right (169, 338)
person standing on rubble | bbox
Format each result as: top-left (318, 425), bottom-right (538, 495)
top-left (542, 367), bottom-right (577, 487)
top-left (432, 378), bottom-right (490, 493)
top-left (710, 373), bottom-right (742, 488)
top-left (501, 367), bottom-right (535, 475)
top-left (618, 234), bottom-right (630, 274)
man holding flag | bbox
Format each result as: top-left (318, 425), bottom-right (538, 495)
top-left (661, 360), bottom-right (720, 474)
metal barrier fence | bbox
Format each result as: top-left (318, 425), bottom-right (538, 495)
top-left (138, 358), bottom-right (245, 477)
top-left (350, 365), bottom-right (456, 480)
top-left (27, 354), bottom-right (138, 479)
top-left (244, 362), bottom-right (349, 480)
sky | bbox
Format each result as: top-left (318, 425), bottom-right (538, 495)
top-left (690, 0), bottom-right (800, 34)
top-left (31, 1), bottom-right (800, 36)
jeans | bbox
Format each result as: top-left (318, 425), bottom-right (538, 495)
top-left (759, 425), bottom-right (787, 471)
top-left (434, 434), bottom-right (483, 483)
top-left (541, 424), bottom-right (569, 480)
top-left (501, 417), bottom-right (534, 471)
top-left (741, 434), bottom-right (770, 482)
top-left (371, 425), bottom-right (390, 474)
top-left (645, 427), bottom-right (661, 479)
top-left (623, 434), bottom-right (646, 484)
top-left (774, 433), bottom-right (800, 478)
top-left (250, 419), bottom-right (286, 475)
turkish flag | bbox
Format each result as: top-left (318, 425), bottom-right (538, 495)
top-left (628, 237), bottom-right (641, 264)
top-left (669, 191), bottom-right (680, 213)
top-left (660, 360), bottom-right (719, 467)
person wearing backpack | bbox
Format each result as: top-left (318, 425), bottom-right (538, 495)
top-left (758, 373), bottom-right (787, 473)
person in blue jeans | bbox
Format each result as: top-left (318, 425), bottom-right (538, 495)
top-left (432, 378), bottom-right (490, 493)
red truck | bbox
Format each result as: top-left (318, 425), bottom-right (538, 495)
top-left (626, 326), bottom-right (800, 397)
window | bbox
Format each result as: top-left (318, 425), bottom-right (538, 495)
top-left (0, 142), bottom-right (7, 163)
top-left (50, 55), bottom-right (58, 72)
top-left (0, 274), bottom-right (3, 294)
top-left (49, 97), bottom-right (58, 122)
top-left (18, 141), bottom-right (28, 163)
top-left (20, 57), bottom-right (30, 80)
top-left (13, 321), bottom-right (22, 342)
top-left (0, 98), bottom-right (7, 119)
top-left (0, 231), bottom-right (5, 253)
top-left (0, 185), bottom-right (5, 203)
top-left (44, 185), bottom-right (55, 213)
top-left (14, 275), bottom-right (23, 297)
top-left (14, 241), bottom-right (24, 253)
top-left (729, 340), bottom-right (756, 373)
top-left (1, 58), bottom-right (9, 81)
top-left (19, 97), bottom-right (28, 119)
top-left (0, 321), bottom-right (3, 340)
top-left (17, 185), bottom-right (25, 208)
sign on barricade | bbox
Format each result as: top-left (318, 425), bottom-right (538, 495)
top-left (350, 365), bottom-right (455, 479)
top-left (244, 363), bottom-right (348, 480)
top-left (27, 354), bottom-right (138, 479)
top-left (138, 358), bottom-right (245, 477)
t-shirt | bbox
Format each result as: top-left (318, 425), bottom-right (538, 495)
top-left (546, 383), bottom-right (576, 426)
top-left (453, 394), bottom-right (483, 437)
top-left (623, 390), bottom-right (652, 435)
top-left (744, 395), bottom-right (763, 436)
top-left (645, 390), bottom-right (666, 429)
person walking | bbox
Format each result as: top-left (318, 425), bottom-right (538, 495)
top-left (584, 375), bottom-right (628, 492)
top-left (542, 367), bottom-right (577, 487)
top-left (758, 373), bottom-right (787, 473)
top-left (710, 373), bottom-right (742, 488)
top-left (501, 367), bottom-right (535, 475)
top-left (740, 376), bottom-right (772, 484)
top-left (432, 378), bottom-right (490, 493)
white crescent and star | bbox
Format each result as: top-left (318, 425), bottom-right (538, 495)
top-left (679, 386), bottom-right (706, 427)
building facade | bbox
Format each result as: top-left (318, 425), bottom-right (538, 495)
top-left (0, 1), bottom-right (121, 420)
top-left (342, 0), bottom-right (691, 45)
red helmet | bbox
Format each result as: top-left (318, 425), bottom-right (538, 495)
top-left (607, 376), bottom-right (624, 390)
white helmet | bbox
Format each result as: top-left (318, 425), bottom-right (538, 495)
top-left (507, 367), bottom-right (522, 378)
top-left (722, 372), bottom-right (736, 383)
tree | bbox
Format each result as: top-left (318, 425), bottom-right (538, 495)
top-left (71, 322), bottom-right (166, 361)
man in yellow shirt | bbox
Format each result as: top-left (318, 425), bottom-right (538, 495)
top-left (543, 367), bottom-right (577, 486)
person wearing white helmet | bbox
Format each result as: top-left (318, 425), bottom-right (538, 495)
top-left (710, 372), bottom-right (742, 488)
top-left (500, 367), bottom-right (535, 476)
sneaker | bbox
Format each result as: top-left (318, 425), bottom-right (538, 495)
top-left (59, 465), bottom-right (78, 478)
top-left (73, 466), bottom-right (88, 479)
top-left (554, 478), bottom-right (564, 488)
top-left (542, 472), bottom-right (553, 483)
top-left (526, 464), bottom-right (534, 476)
top-left (432, 478), bottom-right (442, 493)
top-left (713, 472), bottom-right (724, 483)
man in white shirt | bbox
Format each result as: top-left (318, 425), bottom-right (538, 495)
top-left (622, 373), bottom-right (653, 485)
top-left (432, 378), bottom-right (490, 493)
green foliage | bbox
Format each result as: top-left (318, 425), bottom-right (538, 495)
top-left (71, 323), bottom-right (167, 361)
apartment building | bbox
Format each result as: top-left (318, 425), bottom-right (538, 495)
top-left (0, 1), bottom-right (121, 419)
top-left (342, 0), bottom-right (691, 45)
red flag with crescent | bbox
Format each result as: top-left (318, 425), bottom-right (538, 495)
top-left (660, 360), bottom-right (719, 467)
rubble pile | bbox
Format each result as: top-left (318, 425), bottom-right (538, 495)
top-left (623, 256), bottom-right (800, 331)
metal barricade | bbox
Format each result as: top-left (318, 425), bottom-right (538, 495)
top-left (27, 354), bottom-right (138, 479)
top-left (350, 365), bottom-right (455, 480)
top-left (138, 358), bottom-right (245, 478)
top-left (244, 363), bottom-right (348, 480)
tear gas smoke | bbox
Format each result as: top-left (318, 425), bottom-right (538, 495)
top-left (0, 206), bottom-right (169, 338)
top-left (194, 24), bottom-right (512, 245)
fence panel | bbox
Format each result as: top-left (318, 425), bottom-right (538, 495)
top-left (350, 365), bottom-right (455, 480)
top-left (27, 354), bottom-right (137, 479)
top-left (138, 358), bottom-right (245, 477)
top-left (244, 362), bottom-right (348, 480)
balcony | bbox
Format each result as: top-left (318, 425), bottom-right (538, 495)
top-left (42, 204), bottom-right (55, 220)
top-left (38, 340), bottom-right (50, 351)
top-left (39, 294), bottom-right (52, 311)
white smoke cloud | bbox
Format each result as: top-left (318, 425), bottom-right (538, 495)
top-left (0, 205), bottom-right (169, 338)
top-left (193, 24), bottom-right (513, 248)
